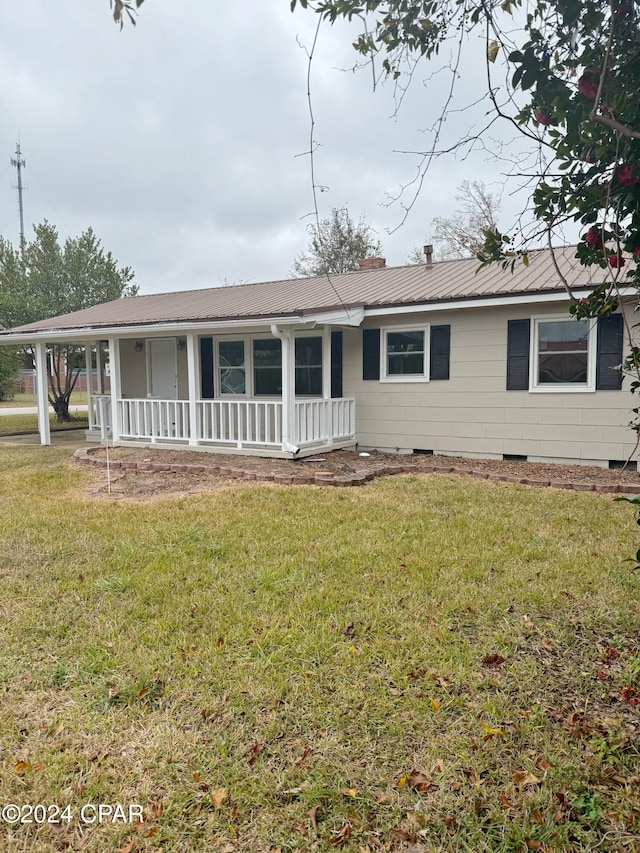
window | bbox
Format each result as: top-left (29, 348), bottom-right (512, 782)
top-left (218, 340), bottom-right (246, 395)
top-left (532, 317), bottom-right (596, 391)
top-left (381, 327), bottom-right (429, 382)
top-left (295, 336), bottom-right (322, 396)
top-left (253, 338), bottom-right (282, 396)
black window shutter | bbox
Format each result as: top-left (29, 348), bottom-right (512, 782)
top-left (200, 337), bottom-right (215, 399)
top-left (331, 331), bottom-right (343, 398)
top-left (506, 319), bottom-right (530, 390)
top-left (596, 314), bottom-right (623, 390)
top-left (430, 325), bottom-right (450, 380)
top-left (362, 328), bottom-right (380, 380)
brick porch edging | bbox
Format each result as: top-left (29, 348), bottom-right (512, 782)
top-left (72, 447), bottom-right (639, 494)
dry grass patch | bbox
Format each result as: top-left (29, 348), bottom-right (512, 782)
top-left (0, 448), bottom-right (638, 852)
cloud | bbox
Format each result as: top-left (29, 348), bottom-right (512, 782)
top-left (0, 1), bottom-right (555, 295)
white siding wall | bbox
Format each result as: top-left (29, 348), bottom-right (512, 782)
top-left (119, 339), bottom-right (147, 398)
top-left (344, 303), bottom-right (636, 465)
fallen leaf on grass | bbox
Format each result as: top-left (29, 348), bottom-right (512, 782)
top-left (118, 842), bottom-right (135, 853)
top-left (372, 792), bottom-right (393, 804)
top-left (513, 771), bottom-right (542, 788)
top-left (248, 741), bottom-right (263, 767)
top-left (541, 637), bottom-right (555, 652)
top-left (277, 786), bottom-right (306, 800)
top-left (482, 726), bottom-right (504, 741)
top-left (307, 805), bottom-right (319, 832)
top-left (296, 746), bottom-right (312, 767)
top-left (149, 800), bottom-right (164, 819)
top-left (499, 794), bottom-right (513, 810)
top-left (525, 840), bottom-right (542, 850)
top-left (429, 673), bottom-right (451, 689)
top-left (341, 788), bottom-right (358, 798)
top-left (332, 822), bottom-right (352, 845)
top-left (482, 653), bottom-right (506, 666)
top-left (210, 788), bottom-right (228, 809)
top-left (408, 770), bottom-right (435, 793)
top-left (14, 760), bottom-right (30, 775)
top-left (620, 685), bottom-right (639, 705)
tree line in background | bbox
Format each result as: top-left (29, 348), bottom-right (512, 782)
top-left (0, 223), bottom-right (136, 418)
top-left (293, 183), bottom-right (499, 277)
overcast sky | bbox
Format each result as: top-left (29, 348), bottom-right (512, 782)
top-left (0, 1), bottom-right (546, 296)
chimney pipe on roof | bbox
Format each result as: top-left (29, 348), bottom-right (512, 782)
top-left (358, 257), bottom-right (386, 271)
top-left (423, 244), bottom-right (433, 267)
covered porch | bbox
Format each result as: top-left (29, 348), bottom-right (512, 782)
top-left (40, 320), bottom-right (356, 458)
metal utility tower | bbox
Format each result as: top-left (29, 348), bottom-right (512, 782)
top-left (10, 142), bottom-right (26, 252)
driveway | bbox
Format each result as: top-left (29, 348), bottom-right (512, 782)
top-left (0, 405), bottom-right (88, 416)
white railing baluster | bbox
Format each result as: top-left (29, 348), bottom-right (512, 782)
top-left (113, 398), bottom-right (355, 449)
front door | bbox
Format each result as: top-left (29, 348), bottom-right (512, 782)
top-left (149, 338), bottom-right (178, 399)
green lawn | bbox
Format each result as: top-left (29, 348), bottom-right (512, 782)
top-left (0, 391), bottom-right (89, 409)
top-left (0, 447), bottom-right (638, 852)
top-left (0, 413), bottom-right (89, 435)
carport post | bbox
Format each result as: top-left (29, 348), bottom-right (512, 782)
top-left (34, 341), bottom-right (50, 446)
top-left (186, 333), bottom-right (199, 446)
top-left (107, 337), bottom-right (121, 442)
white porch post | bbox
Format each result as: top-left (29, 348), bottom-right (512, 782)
top-left (322, 326), bottom-right (332, 445)
top-left (107, 337), bottom-right (121, 442)
top-left (34, 341), bottom-right (51, 446)
top-left (322, 326), bottom-right (332, 400)
top-left (95, 342), bottom-right (104, 394)
top-left (271, 324), bottom-right (297, 453)
top-left (85, 343), bottom-right (94, 430)
top-left (186, 333), bottom-right (199, 446)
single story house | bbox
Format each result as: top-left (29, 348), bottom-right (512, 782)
top-left (0, 246), bottom-right (635, 466)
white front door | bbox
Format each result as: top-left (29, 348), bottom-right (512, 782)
top-left (149, 338), bottom-right (178, 399)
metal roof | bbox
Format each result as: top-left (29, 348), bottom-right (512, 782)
top-left (0, 246), bottom-right (603, 337)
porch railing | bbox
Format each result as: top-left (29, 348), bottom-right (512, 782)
top-left (93, 397), bottom-right (355, 449)
top-left (196, 400), bottom-right (283, 447)
top-left (119, 398), bottom-right (191, 441)
top-left (91, 394), bottom-right (112, 438)
top-left (294, 398), bottom-right (355, 445)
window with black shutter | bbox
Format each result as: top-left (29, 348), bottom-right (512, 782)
top-left (596, 314), bottom-right (623, 390)
top-left (506, 319), bottom-right (531, 390)
top-left (430, 325), bottom-right (450, 380)
top-left (362, 328), bottom-right (380, 380)
top-left (200, 337), bottom-right (215, 398)
top-left (331, 331), bottom-right (343, 398)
